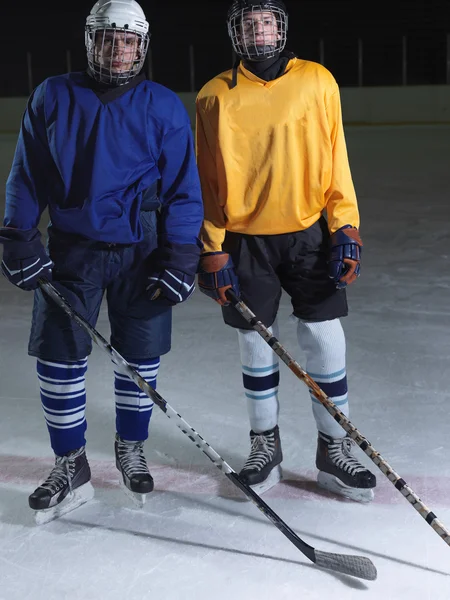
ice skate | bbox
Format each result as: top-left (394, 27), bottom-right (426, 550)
top-left (115, 434), bottom-right (154, 508)
top-left (29, 446), bottom-right (94, 524)
top-left (316, 432), bottom-right (376, 502)
top-left (239, 425), bottom-right (283, 495)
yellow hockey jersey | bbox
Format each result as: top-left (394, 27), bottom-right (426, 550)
top-left (196, 58), bottom-right (359, 253)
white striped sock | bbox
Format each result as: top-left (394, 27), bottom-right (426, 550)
top-left (238, 320), bottom-right (280, 432)
top-left (297, 318), bottom-right (349, 438)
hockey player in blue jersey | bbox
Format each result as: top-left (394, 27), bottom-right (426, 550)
top-left (0, 0), bottom-right (204, 522)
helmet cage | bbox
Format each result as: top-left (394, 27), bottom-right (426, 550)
top-left (85, 0), bottom-right (150, 86)
top-left (86, 26), bottom-right (149, 86)
top-left (227, 2), bottom-right (288, 61)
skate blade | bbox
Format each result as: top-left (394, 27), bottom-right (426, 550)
top-left (34, 482), bottom-right (95, 525)
top-left (119, 480), bottom-right (148, 509)
top-left (317, 471), bottom-right (374, 503)
top-left (242, 466), bottom-right (283, 499)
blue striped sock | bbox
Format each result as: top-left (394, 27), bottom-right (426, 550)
top-left (114, 358), bottom-right (159, 441)
top-left (37, 358), bottom-right (88, 456)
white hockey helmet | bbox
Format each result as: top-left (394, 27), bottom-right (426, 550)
top-left (85, 0), bottom-right (150, 86)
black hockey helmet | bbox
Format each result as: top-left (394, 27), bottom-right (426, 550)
top-left (227, 0), bottom-right (288, 61)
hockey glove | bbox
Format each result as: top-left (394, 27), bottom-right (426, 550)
top-left (146, 242), bottom-right (201, 305)
top-left (0, 227), bottom-right (53, 291)
top-left (197, 252), bottom-right (240, 306)
top-left (328, 225), bottom-right (362, 289)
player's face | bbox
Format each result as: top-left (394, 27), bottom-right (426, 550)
top-left (240, 10), bottom-right (280, 47)
top-left (95, 30), bottom-right (140, 72)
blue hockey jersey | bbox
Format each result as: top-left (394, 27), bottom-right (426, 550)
top-left (4, 72), bottom-right (203, 246)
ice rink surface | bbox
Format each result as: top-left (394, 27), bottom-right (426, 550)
top-left (0, 125), bottom-right (449, 599)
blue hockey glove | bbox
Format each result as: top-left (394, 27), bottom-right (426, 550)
top-left (0, 227), bottom-right (53, 291)
top-left (147, 268), bottom-right (195, 304)
top-left (197, 252), bottom-right (240, 306)
top-left (328, 225), bottom-right (363, 289)
top-left (146, 242), bottom-right (201, 305)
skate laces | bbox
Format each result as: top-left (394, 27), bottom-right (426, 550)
top-left (39, 449), bottom-right (83, 495)
top-left (116, 438), bottom-right (149, 476)
top-left (242, 432), bottom-right (275, 472)
top-left (328, 437), bottom-right (366, 476)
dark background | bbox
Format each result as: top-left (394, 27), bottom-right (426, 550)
top-left (2, 0), bottom-right (449, 95)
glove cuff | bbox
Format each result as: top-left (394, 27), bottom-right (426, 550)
top-left (199, 252), bottom-right (231, 273)
top-left (0, 227), bottom-right (41, 245)
top-left (150, 242), bottom-right (202, 277)
top-left (330, 226), bottom-right (363, 247)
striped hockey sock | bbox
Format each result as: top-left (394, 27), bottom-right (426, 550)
top-left (238, 321), bottom-right (280, 433)
top-left (114, 357), bottom-right (160, 441)
top-left (37, 358), bottom-right (88, 456)
top-left (296, 318), bottom-right (349, 439)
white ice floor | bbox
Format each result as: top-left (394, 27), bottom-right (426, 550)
top-left (1, 125), bottom-right (450, 600)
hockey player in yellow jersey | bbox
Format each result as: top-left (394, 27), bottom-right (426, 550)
top-left (195, 0), bottom-right (377, 503)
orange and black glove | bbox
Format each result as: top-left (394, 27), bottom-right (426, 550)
top-left (197, 252), bottom-right (240, 306)
top-left (328, 225), bottom-right (362, 289)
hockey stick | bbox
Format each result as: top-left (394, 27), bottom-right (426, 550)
top-left (225, 289), bottom-right (450, 548)
top-left (37, 278), bottom-right (376, 581)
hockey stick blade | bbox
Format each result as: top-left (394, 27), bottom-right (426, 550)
top-left (228, 473), bottom-right (377, 580)
top-left (38, 279), bottom-right (377, 581)
top-left (225, 289), bottom-right (450, 548)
